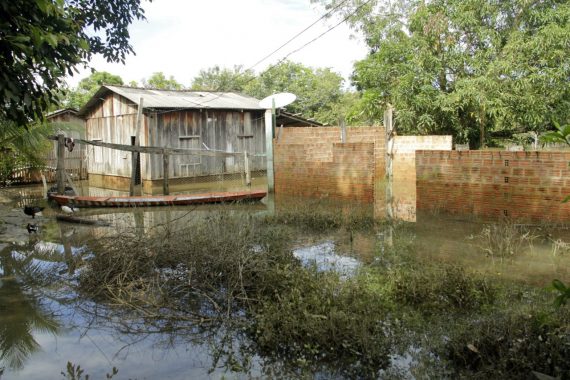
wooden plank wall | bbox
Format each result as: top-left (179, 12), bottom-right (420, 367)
top-left (148, 110), bottom-right (265, 180)
top-left (85, 93), bottom-right (265, 181)
top-left (85, 94), bottom-right (143, 178)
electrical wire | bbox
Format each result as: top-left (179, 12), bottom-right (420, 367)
top-left (245, 0), bottom-right (352, 72)
top-left (198, 0), bottom-right (373, 106)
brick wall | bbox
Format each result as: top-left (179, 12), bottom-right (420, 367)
top-left (392, 136), bottom-right (453, 221)
top-left (393, 136), bottom-right (453, 181)
top-left (274, 127), bottom-right (384, 203)
top-left (416, 150), bottom-right (570, 222)
top-left (277, 126), bottom-right (385, 174)
top-left (274, 142), bottom-right (375, 202)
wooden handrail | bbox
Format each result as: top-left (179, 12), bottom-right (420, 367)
top-left (48, 136), bottom-right (257, 158)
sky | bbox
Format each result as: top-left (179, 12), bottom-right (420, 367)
top-left (66, 0), bottom-right (369, 89)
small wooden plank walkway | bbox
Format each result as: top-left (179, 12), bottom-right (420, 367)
top-left (49, 190), bottom-right (267, 208)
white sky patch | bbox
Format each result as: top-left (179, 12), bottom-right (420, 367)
top-left (66, 0), bottom-right (368, 88)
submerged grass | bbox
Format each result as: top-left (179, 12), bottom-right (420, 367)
top-left (76, 206), bottom-right (570, 379)
top-left (266, 198), bottom-right (377, 232)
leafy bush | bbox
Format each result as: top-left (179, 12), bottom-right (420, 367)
top-left (252, 269), bottom-right (393, 378)
top-left (389, 265), bottom-right (496, 313)
top-left (442, 311), bottom-right (570, 379)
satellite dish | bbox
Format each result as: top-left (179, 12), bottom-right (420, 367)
top-left (259, 92), bottom-right (296, 109)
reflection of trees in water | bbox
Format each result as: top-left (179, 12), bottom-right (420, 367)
top-left (74, 299), bottom-right (258, 376)
top-left (0, 246), bottom-right (61, 370)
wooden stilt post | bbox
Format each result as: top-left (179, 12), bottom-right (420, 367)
top-left (130, 137), bottom-right (136, 196)
top-left (41, 174), bottom-right (48, 199)
top-left (56, 134), bottom-right (66, 194)
top-left (163, 149), bottom-right (169, 195)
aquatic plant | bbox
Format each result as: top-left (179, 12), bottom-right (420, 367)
top-left (266, 198), bottom-right (376, 232)
top-left (78, 210), bottom-right (393, 376)
top-left (388, 264), bottom-right (496, 314)
top-left (473, 218), bottom-right (537, 260)
top-left (73, 207), bottom-right (569, 378)
top-left (550, 279), bottom-right (570, 310)
top-left (252, 268), bottom-right (393, 378)
top-left (441, 311), bottom-right (570, 379)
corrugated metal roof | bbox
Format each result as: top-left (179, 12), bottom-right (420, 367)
top-left (79, 85), bottom-right (264, 116)
top-left (47, 108), bottom-right (79, 119)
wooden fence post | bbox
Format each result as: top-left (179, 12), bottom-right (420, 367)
top-left (163, 149), bottom-right (169, 195)
top-left (56, 134), bottom-right (66, 194)
top-left (384, 105), bottom-right (394, 221)
top-left (340, 118), bottom-right (347, 143)
top-left (265, 109), bottom-right (274, 194)
top-left (244, 150), bottom-right (251, 187)
top-left (130, 97), bottom-right (144, 196)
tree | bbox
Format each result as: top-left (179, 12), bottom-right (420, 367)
top-left (244, 61), bottom-right (346, 125)
top-left (191, 65), bottom-right (256, 92)
top-left (142, 72), bottom-right (183, 90)
top-left (0, 118), bottom-right (54, 185)
top-left (65, 71), bottom-right (124, 110)
top-left (314, 0), bottom-right (570, 147)
top-left (0, 0), bottom-right (149, 125)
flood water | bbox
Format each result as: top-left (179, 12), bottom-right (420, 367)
top-left (1, 185), bottom-right (570, 378)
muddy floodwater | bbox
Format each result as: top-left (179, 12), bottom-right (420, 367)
top-left (1, 185), bottom-right (569, 378)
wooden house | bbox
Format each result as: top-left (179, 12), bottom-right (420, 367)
top-left (46, 108), bottom-right (88, 180)
top-left (78, 85), bottom-right (268, 192)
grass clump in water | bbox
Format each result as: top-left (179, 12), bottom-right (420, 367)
top-left (387, 264), bottom-right (496, 314)
top-left (266, 198), bottom-right (376, 232)
top-left (441, 311), bottom-right (570, 379)
top-left (252, 268), bottom-right (392, 378)
top-left (474, 218), bottom-right (538, 260)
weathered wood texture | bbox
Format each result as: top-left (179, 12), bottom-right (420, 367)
top-left (85, 94), bottom-right (141, 179)
top-left (46, 115), bottom-right (88, 180)
top-left (148, 110), bottom-right (266, 180)
top-left (84, 93), bottom-right (266, 182)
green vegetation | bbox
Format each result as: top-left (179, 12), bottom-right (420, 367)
top-left (474, 219), bottom-right (538, 261)
top-left (0, 0), bottom-right (149, 125)
top-left (61, 362), bottom-right (118, 380)
top-left (190, 65), bottom-right (256, 92)
top-left (0, 118), bottom-right (53, 186)
top-left (141, 72), bottom-right (183, 90)
top-left (64, 71), bottom-right (124, 110)
top-left (75, 207), bottom-right (569, 378)
top-left (550, 279), bottom-right (570, 309)
top-left (244, 61), bottom-right (348, 125)
top-left (190, 61), bottom-right (362, 125)
top-left (314, 0), bottom-right (570, 147)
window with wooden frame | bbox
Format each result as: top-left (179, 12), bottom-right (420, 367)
top-left (178, 113), bottom-right (201, 168)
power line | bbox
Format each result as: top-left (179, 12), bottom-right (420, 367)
top-left (245, 0), bottom-right (351, 72)
top-left (266, 0), bottom-right (372, 72)
top-left (200, 0), bottom-right (372, 106)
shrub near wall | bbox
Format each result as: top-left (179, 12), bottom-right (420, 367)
top-left (416, 150), bottom-right (570, 222)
